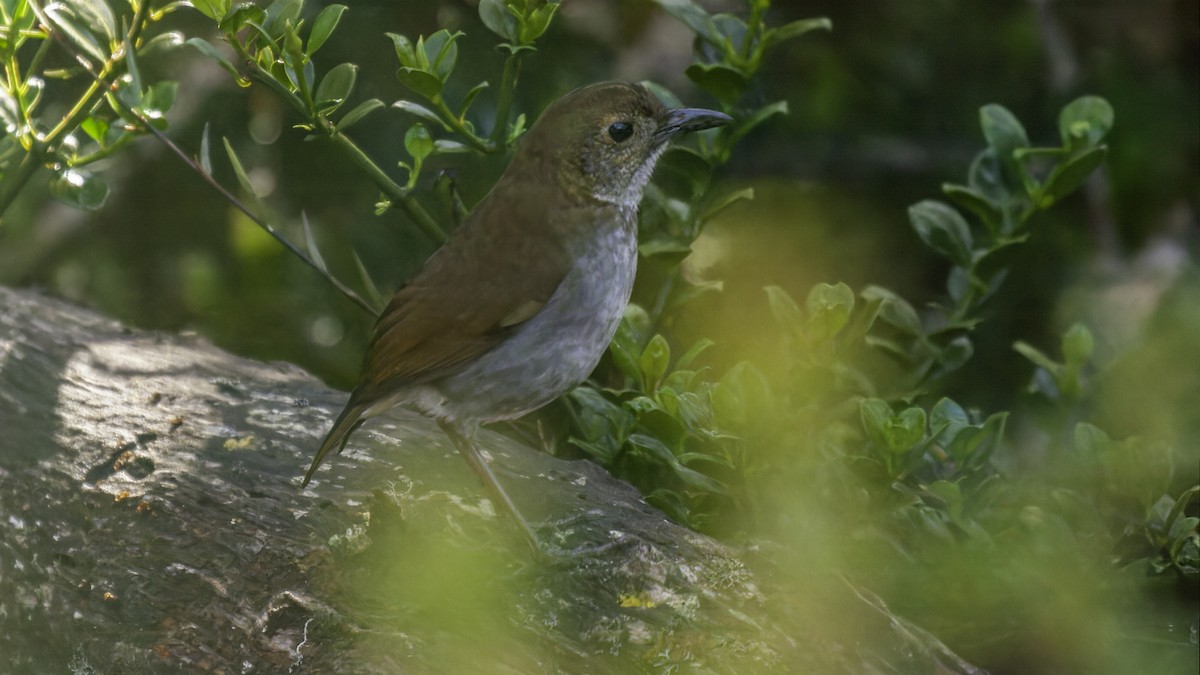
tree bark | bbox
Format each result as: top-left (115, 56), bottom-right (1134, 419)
top-left (0, 286), bottom-right (985, 674)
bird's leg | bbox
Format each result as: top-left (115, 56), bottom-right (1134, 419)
top-left (438, 421), bottom-right (542, 553)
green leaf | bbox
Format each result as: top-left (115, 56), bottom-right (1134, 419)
top-left (765, 285), bottom-right (803, 341)
top-left (460, 81), bottom-right (489, 116)
top-left (640, 80), bottom-right (683, 109)
top-left (300, 212), bottom-right (327, 272)
top-left (891, 407), bottom-right (928, 453)
top-left (506, 112), bottom-right (527, 144)
top-left (520, 1), bottom-right (559, 43)
top-left (806, 282), bottom-right (855, 344)
top-left (860, 398), bottom-right (894, 450)
top-left (1073, 422), bottom-right (1112, 456)
top-left (49, 169), bottom-right (108, 210)
top-left (908, 200), bottom-right (974, 267)
top-left (0, 87), bottom-right (20, 132)
top-left (433, 139), bottom-right (471, 154)
top-left (314, 62), bottom-right (357, 113)
top-left (44, 3), bottom-right (106, 63)
top-left (1040, 145), bottom-right (1106, 206)
top-left (930, 397), bottom-right (970, 446)
top-left (656, 145), bottom-right (714, 198)
top-left (685, 62), bottom-right (747, 105)
top-left (396, 68), bottom-right (443, 99)
top-left (187, 37), bottom-right (239, 78)
top-left (650, 0), bottom-right (720, 45)
top-left (404, 123), bottom-right (433, 162)
top-left (926, 480), bottom-right (963, 521)
top-left (121, 37), bottom-right (143, 109)
top-left (610, 305), bottom-right (652, 384)
top-left (730, 100), bottom-right (787, 144)
top-left (307, 4), bottom-right (347, 56)
top-left (338, 98), bottom-right (383, 130)
top-left (386, 32), bottom-right (417, 68)
top-left (222, 136), bottom-right (259, 197)
top-left (627, 434), bottom-right (727, 495)
top-left (949, 412), bottom-right (1006, 468)
top-left (761, 17), bottom-right (832, 54)
top-left (861, 285), bottom-right (922, 337)
top-left (711, 13), bottom-right (747, 53)
top-left (478, 0), bottom-right (519, 42)
top-left (423, 29), bottom-right (461, 81)
top-left (640, 334), bottom-right (671, 390)
top-left (568, 387), bottom-right (634, 463)
top-left (199, 123), bottom-right (213, 175)
top-left (190, 0), bottom-right (230, 21)
top-left (143, 81), bottom-right (179, 120)
top-left (1058, 95), bottom-right (1114, 147)
top-left (934, 336), bottom-right (974, 378)
top-left (1061, 322), bottom-right (1094, 366)
top-left (350, 250), bottom-right (385, 311)
top-left (264, 0), bottom-right (302, 40)
top-left (218, 3), bottom-right (264, 34)
top-left (141, 31), bottom-right (186, 56)
top-left (966, 149), bottom-right (1011, 206)
top-left (700, 187), bottom-right (754, 221)
top-left (392, 99), bottom-right (447, 130)
top-left (1013, 340), bottom-right (1061, 375)
top-left (712, 361), bottom-right (770, 429)
top-left (979, 103), bottom-right (1029, 162)
top-left (942, 183), bottom-right (999, 232)
top-left (861, 399), bottom-right (926, 455)
top-left (80, 116), bottom-right (109, 145)
top-left (675, 338), bottom-right (714, 371)
top-left (62, 0), bottom-right (117, 40)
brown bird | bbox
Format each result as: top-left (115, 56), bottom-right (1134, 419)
top-left (302, 82), bottom-right (731, 549)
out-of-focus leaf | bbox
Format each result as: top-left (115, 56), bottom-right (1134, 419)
top-left (307, 4), bottom-right (347, 56)
top-left (650, 0), bottom-right (720, 45)
top-left (190, 0), bottom-right (230, 21)
top-left (314, 62), bottom-right (357, 113)
top-left (909, 200), bottom-right (974, 267)
top-left (50, 169), bottom-right (108, 210)
top-left (404, 123), bottom-right (433, 162)
top-left (1058, 95), bottom-right (1114, 147)
top-left (761, 17), bottom-right (831, 54)
top-left (187, 37), bottom-right (239, 78)
top-left (640, 334), bottom-right (671, 390)
top-left (685, 62), bottom-right (746, 104)
top-left (1040, 146), bottom-right (1106, 206)
top-left (338, 98), bottom-right (383, 131)
top-left (979, 103), bottom-right (1029, 162)
top-left (478, 0), bottom-right (518, 42)
top-left (396, 68), bottom-right (442, 99)
top-left (806, 282), bottom-right (855, 344)
top-left (730, 100), bottom-right (786, 143)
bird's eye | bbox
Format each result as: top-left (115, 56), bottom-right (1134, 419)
top-left (607, 121), bottom-right (634, 142)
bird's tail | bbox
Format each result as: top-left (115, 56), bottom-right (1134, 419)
top-left (301, 399), bottom-right (369, 486)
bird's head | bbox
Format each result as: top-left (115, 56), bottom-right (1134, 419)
top-left (509, 82), bottom-right (731, 206)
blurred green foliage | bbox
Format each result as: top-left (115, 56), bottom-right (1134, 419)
top-left (2, 0), bottom-right (1197, 672)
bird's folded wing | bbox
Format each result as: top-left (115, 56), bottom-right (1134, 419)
top-left (354, 193), bottom-right (574, 401)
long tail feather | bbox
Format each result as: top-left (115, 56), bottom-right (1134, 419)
top-left (302, 400), bottom-right (369, 486)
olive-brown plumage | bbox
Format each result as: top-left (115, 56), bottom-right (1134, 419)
top-left (302, 82), bottom-right (730, 548)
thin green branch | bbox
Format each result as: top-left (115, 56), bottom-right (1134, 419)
top-left (489, 49), bottom-right (523, 145)
top-left (138, 117), bottom-right (381, 316)
top-left (323, 124), bottom-right (447, 243)
top-left (430, 93), bottom-right (494, 153)
top-left (1, 0), bottom-right (154, 218)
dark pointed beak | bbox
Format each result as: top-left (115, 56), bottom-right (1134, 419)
top-left (655, 107), bottom-right (732, 142)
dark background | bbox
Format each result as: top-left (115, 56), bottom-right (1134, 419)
top-left (2, 0), bottom-right (1195, 412)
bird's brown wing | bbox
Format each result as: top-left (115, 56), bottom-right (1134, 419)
top-left (354, 177), bottom-right (575, 404)
top-left (302, 177), bottom-right (576, 486)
